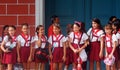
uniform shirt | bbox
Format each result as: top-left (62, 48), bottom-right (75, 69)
top-left (17, 35), bottom-right (33, 47)
top-left (87, 28), bottom-right (104, 42)
top-left (3, 35), bottom-right (17, 48)
top-left (48, 34), bottom-right (66, 47)
top-left (69, 32), bottom-right (88, 44)
top-left (105, 34), bottom-right (117, 48)
top-left (116, 32), bottom-right (120, 45)
top-left (33, 35), bottom-right (47, 49)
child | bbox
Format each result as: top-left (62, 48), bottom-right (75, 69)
top-left (104, 24), bottom-right (117, 70)
top-left (112, 20), bottom-right (120, 69)
top-left (34, 25), bottom-right (48, 70)
top-left (1, 25), bottom-right (17, 70)
top-left (69, 21), bottom-right (88, 70)
top-left (48, 24), bottom-right (66, 70)
top-left (87, 18), bottom-right (104, 70)
top-left (17, 23), bottom-right (33, 69)
top-left (64, 24), bottom-right (73, 70)
top-left (0, 25), bottom-right (9, 70)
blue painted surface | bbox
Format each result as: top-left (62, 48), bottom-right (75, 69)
top-left (45, 0), bottom-right (120, 69)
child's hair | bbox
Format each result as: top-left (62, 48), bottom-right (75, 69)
top-left (108, 16), bottom-right (117, 24)
top-left (36, 25), bottom-right (44, 34)
top-left (104, 24), bottom-right (113, 30)
top-left (2, 25), bottom-right (9, 39)
top-left (92, 18), bottom-right (102, 29)
top-left (74, 21), bottom-right (86, 33)
top-left (112, 19), bottom-right (120, 31)
top-left (66, 24), bottom-right (73, 35)
top-left (51, 15), bottom-right (59, 23)
top-left (53, 24), bottom-right (61, 33)
top-left (8, 25), bottom-right (16, 41)
top-left (21, 23), bottom-right (29, 28)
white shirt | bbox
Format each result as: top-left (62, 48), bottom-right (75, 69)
top-left (17, 35), bottom-right (33, 47)
top-left (105, 34), bottom-right (117, 48)
top-left (33, 35), bottom-right (47, 49)
top-left (48, 34), bottom-right (66, 47)
top-left (3, 36), bottom-right (17, 48)
top-left (116, 32), bottom-right (120, 45)
top-left (69, 32), bottom-right (88, 44)
top-left (87, 28), bottom-right (104, 42)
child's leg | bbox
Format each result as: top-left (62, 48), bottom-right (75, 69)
top-left (112, 64), bottom-right (117, 70)
top-left (27, 62), bottom-right (31, 70)
top-left (0, 63), bottom-right (2, 70)
top-left (41, 63), bottom-right (45, 70)
top-left (64, 65), bottom-right (68, 70)
top-left (106, 65), bottom-right (110, 70)
top-left (89, 61), bottom-right (94, 70)
top-left (35, 62), bottom-right (39, 70)
top-left (58, 63), bottom-right (63, 70)
top-left (96, 61), bottom-right (101, 70)
top-left (73, 63), bottom-right (77, 70)
top-left (8, 64), bottom-right (12, 70)
top-left (23, 63), bottom-right (27, 70)
top-left (53, 63), bottom-right (57, 70)
top-left (82, 61), bottom-right (87, 70)
top-left (118, 60), bottom-right (120, 70)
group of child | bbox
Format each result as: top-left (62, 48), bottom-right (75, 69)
top-left (0, 15), bottom-right (120, 70)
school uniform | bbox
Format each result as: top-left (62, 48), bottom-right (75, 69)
top-left (65, 37), bottom-right (73, 65)
top-left (105, 34), bottom-right (118, 61)
top-left (116, 31), bottom-right (120, 59)
top-left (17, 33), bottom-right (32, 63)
top-left (87, 28), bottom-right (104, 61)
top-left (2, 36), bottom-right (17, 64)
top-left (33, 35), bottom-right (48, 63)
top-left (48, 34), bottom-right (66, 63)
top-left (69, 32), bottom-right (88, 64)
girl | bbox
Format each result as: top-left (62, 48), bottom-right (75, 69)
top-left (34, 25), bottom-right (48, 70)
top-left (0, 25), bottom-right (9, 70)
top-left (87, 18), bottom-right (104, 70)
top-left (17, 23), bottom-right (33, 70)
top-left (64, 24), bottom-right (73, 70)
top-left (104, 24), bottom-right (117, 70)
top-left (112, 20), bottom-right (120, 69)
top-left (69, 21), bottom-right (88, 70)
top-left (48, 24), bottom-right (66, 70)
top-left (1, 25), bottom-right (17, 70)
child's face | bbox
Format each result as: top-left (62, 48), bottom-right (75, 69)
top-left (105, 28), bottom-right (112, 34)
top-left (4, 27), bottom-right (9, 35)
top-left (8, 27), bottom-right (15, 36)
top-left (38, 27), bottom-right (44, 35)
top-left (92, 21), bottom-right (99, 29)
top-left (53, 26), bottom-right (60, 35)
top-left (54, 18), bottom-right (60, 24)
top-left (22, 25), bottom-right (29, 34)
top-left (73, 24), bottom-right (80, 32)
top-left (112, 24), bottom-right (116, 30)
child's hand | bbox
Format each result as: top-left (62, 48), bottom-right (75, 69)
top-left (73, 49), bottom-right (78, 53)
top-left (108, 54), bottom-right (113, 59)
top-left (17, 57), bottom-right (20, 63)
top-left (28, 56), bottom-right (32, 62)
top-left (78, 48), bottom-right (82, 53)
top-left (49, 54), bottom-right (53, 60)
top-left (62, 55), bottom-right (66, 62)
top-left (99, 51), bottom-right (103, 59)
top-left (4, 48), bottom-right (11, 53)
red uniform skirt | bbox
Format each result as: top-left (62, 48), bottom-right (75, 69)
top-left (107, 47), bottom-right (119, 62)
top-left (52, 47), bottom-right (63, 63)
top-left (2, 47), bottom-right (17, 64)
top-left (71, 43), bottom-right (83, 64)
top-left (89, 42), bottom-right (101, 61)
top-left (117, 45), bottom-right (120, 59)
top-left (20, 47), bottom-right (30, 63)
top-left (65, 47), bottom-right (73, 65)
top-left (34, 48), bottom-right (48, 63)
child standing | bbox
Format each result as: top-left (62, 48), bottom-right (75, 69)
top-left (48, 24), bottom-right (66, 70)
top-left (1, 25), bottom-right (17, 70)
top-left (87, 18), bottom-right (104, 70)
top-left (104, 24), bottom-right (117, 70)
top-left (69, 21), bottom-right (88, 70)
top-left (34, 25), bottom-right (48, 70)
top-left (17, 23), bottom-right (33, 70)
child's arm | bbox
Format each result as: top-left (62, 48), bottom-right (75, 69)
top-left (17, 41), bottom-right (21, 62)
top-left (62, 42), bottom-right (66, 62)
top-left (99, 36), bottom-right (104, 58)
top-left (105, 46), bottom-right (108, 57)
top-left (49, 43), bottom-right (53, 60)
top-left (1, 40), bottom-right (9, 53)
top-left (68, 40), bottom-right (77, 53)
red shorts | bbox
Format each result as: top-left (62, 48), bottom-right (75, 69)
top-left (20, 47), bottom-right (30, 63)
top-left (2, 47), bottom-right (17, 64)
top-left (52, 47), bottom-right (63, 63)
top-left (89, 42), bottom-right (101, 61)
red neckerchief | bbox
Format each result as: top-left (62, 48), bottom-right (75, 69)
top-left (113, 30), bottom-right (117, 34)
top-left (118, 29), bottom-right (120, 33)
top-left (106, 34), bottom-right (112, 47)
top-left (53, 34), bottom-right (61, 41)
top-left (11, 36), bottom-right (16, 42)
top-left (21, 33), bottom-right (29, 42)
top-left (38, 34), bottom-right (46, 42)
top-left (92, 28), bottom-right (100, 35)
top-left (74, 32), bottom-right (81, 38)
